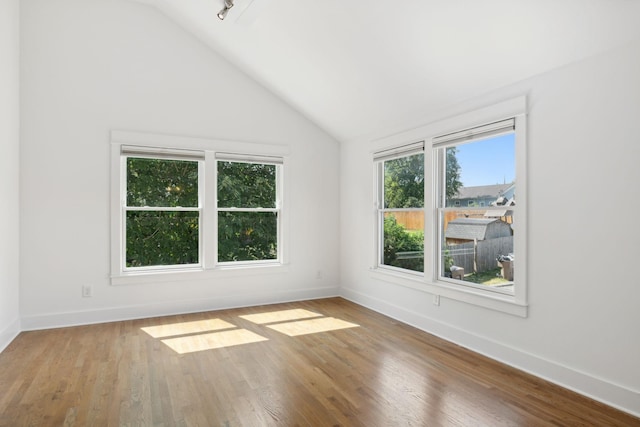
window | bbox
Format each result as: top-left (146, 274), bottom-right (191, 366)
top-left (125, 156), bottom-right (201, 269)
top-left (217, 158), bottom-right (281, 263)
top-left (371, 97), bottom-right (527, 316)
top-left (111, 134), bottom-right (287, 283)
top-left (374, 142), bottom-right (425, 274)
top-left (434, 119), bottom-right (516, 295)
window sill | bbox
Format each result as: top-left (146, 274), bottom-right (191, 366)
top-left (111, 262), bottom-right (289, 286)
top-left (369, 268), bottom-right (528, 317)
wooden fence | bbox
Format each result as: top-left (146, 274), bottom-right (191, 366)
top-left (445, 236), bottom-right (513, 273)
top-left (394, 210), bottom-right (512, 233)
top-left (390, 211), bottom-right (424, 231)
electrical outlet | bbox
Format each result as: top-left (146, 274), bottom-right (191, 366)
top-left (433, 295), bottom-right (440, 306)
top-left (82, 285), bottom-right (93, 298)
top-left (316, 270), bottom-right (323, 280)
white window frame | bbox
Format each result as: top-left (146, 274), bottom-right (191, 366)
top-left (370, 96), bottom-right (527, 317)
top-left (215, 154), bottom-right (283, 266)
top-left (373, 142), bottom-right (425, 276)
top-left (120, 148), bottom-right (204, 272)
top-left (110, 131), bottom-right (290, 285)
top-left (433, 117), bottom-right (517, 295)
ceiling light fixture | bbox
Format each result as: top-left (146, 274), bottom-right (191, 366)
top-left (217, 0), bottom-right (234, 20)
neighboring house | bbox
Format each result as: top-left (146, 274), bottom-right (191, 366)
top-left (445, 218), bottom-right (512, 245)
top-left (486, 183), bottom-right (515, 220)
top-left (449, 183), bottom-right (514, 208)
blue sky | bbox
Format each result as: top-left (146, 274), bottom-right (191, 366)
top-left (453, 133), bottom-right (515, 187)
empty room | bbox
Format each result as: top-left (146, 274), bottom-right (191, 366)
top-left (1, 0), bottom-right (640, 425)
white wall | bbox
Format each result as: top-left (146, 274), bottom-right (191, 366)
top-left (340, 39), bottom-right (640, 416)
top-left (0, 0), bottom-right (21, 351)
top-left (19, 0), bottom-right (340, 328)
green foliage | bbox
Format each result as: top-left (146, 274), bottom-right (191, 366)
top-left (443, 248), bottom-right (454, 273)
top-left (126, 211), bottom-right (199, 267)
top-left (445, 147), bottom-right (463, 201)
top-left (126, 158), bottom-right (199, 268)
top-left (125, 158), bottom-right (280, 267)
top-left (127, 158), bottom-right (198, 207)
top-left (384, 153), bottom-right (424, 208)
top-left (383, 215), bottom-right (424, 272)
top-left (383, 149), bottom-right (462, 208)
top-left (218, 212), bottom-right (277, 262)
top-left (382, 153), bottom-right (424, 272)
top-left (217, 161), bottom-right (278, 262)
top-left (218, 162), bottom-right (276, 208)
top-left (464, 267), bottom-right (510, 286)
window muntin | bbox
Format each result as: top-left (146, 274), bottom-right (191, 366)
top-left (124, 157), bottom-right (201, 269)
top-left (377, 152), bottom-right (425, 273)
top-left (217, 160), bottom-right (280, 263)
top-left (437, 132), bottom-right (516, 294)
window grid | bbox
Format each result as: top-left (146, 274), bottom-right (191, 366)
top-left (115, 149), bottom-right (284, 275)
top-left (372, 111), bottom-right (525, 312)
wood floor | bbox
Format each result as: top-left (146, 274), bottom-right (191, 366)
top-left (1, 298), bottom-right (638, 426)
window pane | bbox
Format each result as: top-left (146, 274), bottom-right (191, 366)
top-left (126, 211), bottom-right (199, 267)
top-left (382, 211), bottom-right (424, 273)
top-left (441, 209), bottom-right (514, 293)
top-left (218, 212), bottom-right (278, 262)
top-left (218, 162), bottom-right (276, 208)
top-left (127, 158), bottom-right (198, 207)
top-left (445, 133), bottom-right (515, 207)
top-left (384, 153), bottom-right (424, 209)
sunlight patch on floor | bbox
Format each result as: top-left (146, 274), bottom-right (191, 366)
top-left (161, 329), bottom-right (268, 354)
top-left (239, 308), bottom-right (323, 325)
top-left (267, 317), bottom-right (359, 337)
top-left (143, 308), bottom-right (359, 353)
top-left (141, 318), bottom-right (236, 338)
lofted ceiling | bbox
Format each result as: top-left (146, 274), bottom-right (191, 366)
top-left (136, 0), bottom-right (640, 142)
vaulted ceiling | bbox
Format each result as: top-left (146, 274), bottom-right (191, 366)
top-left (137, 0), bottom-right (640, 142)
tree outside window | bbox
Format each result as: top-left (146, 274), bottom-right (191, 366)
top-left (217, 161), bottom-right (279, 263)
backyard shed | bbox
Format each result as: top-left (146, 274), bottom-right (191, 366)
top-left (445, 218), bottom-right (512, 245)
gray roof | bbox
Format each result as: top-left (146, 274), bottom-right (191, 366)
top-left (454, 183), bottom-right (512, 200)
top-left (445, 218), bottom-right (497, 241)
top-left (484, 209), bottom-right (513, 218)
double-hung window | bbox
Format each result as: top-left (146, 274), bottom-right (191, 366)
top-left (434, 119), bottom-right (517, 295)
top-left (216, 155), bottom-right (282, 264)
top-left (111, 135), bottom-right (286, 283)
top-left (374, 142), bottom-right (425, 274)
top-left (372, 97), bottom-right (527, 316)
top-left (123, 147), bottom-right (203, 270)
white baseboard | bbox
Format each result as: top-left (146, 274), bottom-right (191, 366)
top-left (340, 286), bottom-right (640, 418)
top-left (21, 286), bottom-right (339, 331)
top-left (0, 316), bottom-right (21, 353)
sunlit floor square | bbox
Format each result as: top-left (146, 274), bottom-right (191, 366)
top-left (161, 329), bottom-right (268, 354)
top-left (141, 318), bottom-right (236, 338)
top-left (239, 308), bottom-right (323, 325)
top-left (267, 317), bottom-right (359, 336)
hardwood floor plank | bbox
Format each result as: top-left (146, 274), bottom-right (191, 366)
top-left (0, 298), bottom-right (638, 426)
